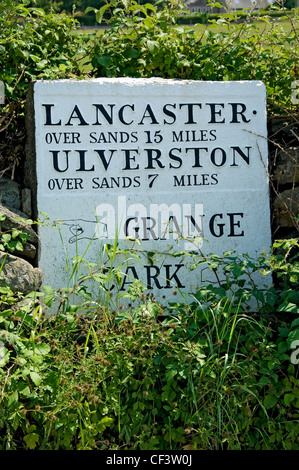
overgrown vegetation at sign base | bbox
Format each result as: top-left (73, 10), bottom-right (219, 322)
top-left (0, 233), bottom-right (299, 450)
top-left (0, 0), bottom-right (298, 451)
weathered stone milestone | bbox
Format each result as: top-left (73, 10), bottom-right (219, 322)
top-left (26, 78), bottom-right (272, 305)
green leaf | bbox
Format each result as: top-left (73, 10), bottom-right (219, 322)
top-left (15, 241), bottom-right (24, 251)
top-left (29, 7), bottom-right (45, 16)
top-left (144, 17), bottom-right (154, 29)
top-left (1, 234), bottom-right (11, 243)
top-left (124, 48), bottom-right (139, 59)
top-left (144, 3), bottom-right (156, 12)
top-left (121, 0), bottom-right (130, 9)
top-left (36, 59), bottom-right (48, 70)
top-left (24, 433), bottom-right (39, 450)
top-left (147, 40), bottom-right (159, 54)
top-left (0, 346), bottom-right (9, 366)
top-left (97, 416), bottom-right (114, 433)
top-left (17, 382), bottom-right (31, 397)
top-left (30, 371), bottom-right (42, 386)
top-left (284, 393), bottom-right (295, 407)
top-left (166, 369), bottom-right (177, 381)
top-left (97, 56), bottom-right (112, 68)
top-left (209, 2), bottom-right (225, 7)
top-left (287, 329), bottom-right (299, 347)
top-left (85, 7), bottom-right (96, 14)
top-left (11, 230), bottom-right (21, 239)
top-left (95, 4), bottom-right (110, 23)
top-left (277, 301), bottom-right (299, 313)
top-left (264, 395), bottom-right (277, 409)
top-left (35, 343), bottom-right (51, 356)
top-left (278, 327), bottom-right (290, 337)
top-left (7, 390), bottom-right (18, 406)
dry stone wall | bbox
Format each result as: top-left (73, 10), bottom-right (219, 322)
top-left (268, 115), bottom-right (299, 239)
top-left (0, 180), bottom-right (42, 293)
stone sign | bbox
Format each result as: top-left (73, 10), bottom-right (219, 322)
top-left (29, 78), bottom-right (271, 306)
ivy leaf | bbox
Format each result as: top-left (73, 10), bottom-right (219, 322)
top-left (1, 234), bottom-right (11, 243)
top-left (36, 59), bottom-right (48, 70)
top-left (147, 40), bottom-right (159, 54)
top-left (15, 241), bottom-right (24, 251)
top-left (124, 48), bottom-right (139, 59)
top-left (24, 433), bottom-right (39, 450)
top-left (19, 232), bottom-right (29, 243)
top-left (97, 56), bottom-right (112, 68)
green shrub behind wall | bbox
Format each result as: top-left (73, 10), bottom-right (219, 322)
top-left (85, 0), bottom-right (298, 114)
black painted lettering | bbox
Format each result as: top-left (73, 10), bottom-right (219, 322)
top-left (65, 105), bottom-right (88, 126)
top-left (48, 179), bottom-right (55, 190)
top-left (74, 178), bottom-right (84, 189)
top-left (89, 132), bottom-right (97, 143)
top-left (119, 104), bottom-right (134, 125)
top-left (173, 175), bottom-right (185, 187)
top-left (42, 104), bottom-right (62, 126)
top-left (120, 266), bottom-right (139, 290)
top-left (185, 216), bottom-right (202, 236)
top-left (230, 146), bottom-right (251, 166)
top-left (209, 129), bottom-right (217, 141)
top-left (133, 176), bottom-right (140, 187)
top-left (93, 104), bottom-right (115, 125)
top-left (229, 103), bottom-right (250, 123)
top-left (211, 148), bottom-right (226, 167)
top-left (92, 177), bottom-right (100, 189)
top-left (76, 150), bottom-right (95, 172)
top-left (145, 149), bottom-right (165, 169)
top-left (50, 150), bottom-right (69, 173)
top-left (145, 265), bottom-right (163, 289)
top-left (210, 214), bottom-right (225, 237)
top-left (125, 217), bottom-right (139, 238)
top-left (188, 147), bottom-right (208, 168)
top-left (94, 149), bottom-right (116, 170)
top-left (169, 148), bottom-right (182, 169)
top-left (141, 217), bottom-right (158, 241)
top-left (227, 213), bottom-right (244, 237)
top-left (163, 103), bottom-right (176, 124)
top-left (206, 103), bottom-right (225, 124)
top-left (122, 149), bottom-right (139, 170)
top-left (138, 104), bottom-right (159, 125)
top-left (179, 103), bottom-right (202, 124)
top-left (164, 264), bottom-right (185, 289)
top-left (211, 173), bottom-right (218, 185)
top-left (172, 131), bottom-right (183, 142)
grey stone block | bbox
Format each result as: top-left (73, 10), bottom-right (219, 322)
top-left (0, 176), bottom-right (21, 211)
top-left (0, 251), bottom-right (42, 294)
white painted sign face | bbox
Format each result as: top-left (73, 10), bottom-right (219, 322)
top-left (33, 78), bottom-right (271, 307)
